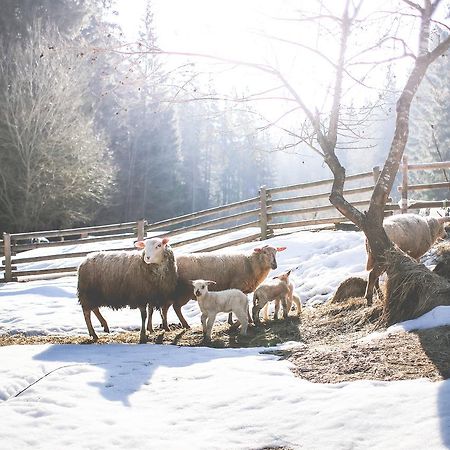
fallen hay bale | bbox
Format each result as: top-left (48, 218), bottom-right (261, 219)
top-left (383, 248), bottom-right (450, 326)
top-left (329, 277), bottom-right (367, 303)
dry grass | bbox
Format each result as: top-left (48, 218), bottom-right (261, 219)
top-left (1, 293), bottom-right (448, 384)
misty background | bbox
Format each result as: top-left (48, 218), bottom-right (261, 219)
top-left (0, 0), bottom-right (448, 234)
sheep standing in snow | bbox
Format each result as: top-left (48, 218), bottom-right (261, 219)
top-left (147, 244), bottom-right (286, 332)
top-left (263, 277), bottom-right (302, 320)
top-left (252, 270), bottom-right (292, 325)
top-left (78, 237), bottom-right (177, 343)
top-left (365, 214), bottom-right (448, 302)
top-left (191, 279), bottom-right (249, 339)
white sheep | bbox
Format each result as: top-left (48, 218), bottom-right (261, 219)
top-left (147, 244), bottom-right (286, 332)
top-left (252, 270), bottom-right (292, 325)
top-left (77, 237), bottom-right (177, 343)
top-left (365, 213), bottom-right (449, 302)
top-left (191, 279), bottom-right (249, 339)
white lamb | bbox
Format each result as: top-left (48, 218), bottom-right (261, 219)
top-left (191, 279), bottom-right (249, 339)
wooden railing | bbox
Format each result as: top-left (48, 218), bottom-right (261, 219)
top-left (5, 161), bottom-right (448, 283)
top-left (398, 156), bottom-right (450, 213)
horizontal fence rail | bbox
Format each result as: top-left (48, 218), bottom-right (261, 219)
top-left (398, 156), bottom-right (450, 213)
top-left (4, 161), bottom-right (449, 283)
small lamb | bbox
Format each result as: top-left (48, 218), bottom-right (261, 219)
top-left (252, 270), bottom-right (292, 325)
top-left (263, 279), bottom-right (302, 321)
top-left (191, 279), bottom-right (249, 340)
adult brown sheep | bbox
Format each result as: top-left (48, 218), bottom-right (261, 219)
top-left (78, 237), bottom-right (177, 343)
top-left (146, 244), bottom-right (286, 332)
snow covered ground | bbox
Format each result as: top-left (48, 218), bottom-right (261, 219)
top-left (1, 229), bottom-right (450, 449)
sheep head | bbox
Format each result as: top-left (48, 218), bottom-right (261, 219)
top-left (135, 237), bottom-right (170, 264)
top-left (191, 279), bottom-right (216, 298)
top-left (273, 269), bottom-right (291, 282)
top-left (253, 245), bottom-right (286, 270)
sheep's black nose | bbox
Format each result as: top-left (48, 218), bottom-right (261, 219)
top-left (195, 290), bottom-right (200, 297)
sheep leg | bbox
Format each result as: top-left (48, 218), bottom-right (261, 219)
top-left (235, 308), bottom-right (248, 335)
top-left (274, 299), bottom-right (280, 320)
top-left (139, 306), bottom-right (148, 344)
top-left (281, 295), bottom-right (288, 319)
top-left (365, 264), bottom-right (384, 305)
top-left (82, 307), bottom-right (98, 341)
top-left (227, 312), bottom-right (234, 326)
top-left (205, 313), bottom-right (216, 339)
top-left (262, 303), bottom-right (269, 321)
top-left (292, 295), bottom-right (302, 316)
top-left (146, 305), bottom-right (154, 333)
top-left (160, 303), bottom-right (170, 331)
top-left (174, 303), bottom-right (190, 329)
top-left (93, 308), bottom-right (109, 333)
top-left (201, 312), bottom-right (208, 336)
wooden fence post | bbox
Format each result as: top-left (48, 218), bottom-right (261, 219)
top-left (136, 219), bottom-right (146, 241)
top-left (259, 186), bottom-right (268, 240)
top-left (3, 233), bottom-right (12, 282)
top-left (401, 155), bottom-right (408, 214)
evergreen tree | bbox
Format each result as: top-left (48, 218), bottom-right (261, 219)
top-left (408, 29), bottom-right (450, 200)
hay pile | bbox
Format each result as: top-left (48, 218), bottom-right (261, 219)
top-left (382, 249), bottom-right (450, 325)
top-left (328, 276), bottom-right (367, 304)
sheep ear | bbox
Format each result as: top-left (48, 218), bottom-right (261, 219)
top-left (135, 241), bottom-right (145, 249)
top-left (162, 237), bottom-right (169, 245)
top-left (206, 280), bottom-right (216, 286)
top-left (189, 280), bottom-right (196, 286)
top-left (276, 246), bottom-right (287, 252)
top-left (286, 269), bottom-right (292, 276)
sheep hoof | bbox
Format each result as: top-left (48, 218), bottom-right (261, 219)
top-left (182, 324), bottom-right (191, 330)
top-left (104, 326), bottom-right (110, 333)
top-left (139, 335), bottom-right (148, 344)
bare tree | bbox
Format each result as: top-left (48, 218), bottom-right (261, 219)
top-left (96, 0), bottom-right (450, 323)
top-left (0, 23), bottom-right (113, 232)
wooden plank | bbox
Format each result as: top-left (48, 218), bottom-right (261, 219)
top-left (398, 181), bottom-right (450, 191)
top-left (10, 246), bottom-right (137, 265)
top-left (3, 233), bottom-right (12, 282)
top-left (259, 186), bottom-right (268, 240)
top-left (12, 232), bottom-right (136, 252)
top-left (407, 161), bottom-right (450, 171)
top-left (12, 266), bottom-right (78, 278)
top-left (269, 216), bottom-right (349, 230)
top-left (269, 199), bottom-right (371, 219)
top-left (146, 197), bottom-right (259, 231)
top-left (269, 185), bottom-right (374, 207)
top-left (267, 171), bottom-right (373, 195)
top-left (156, 209), bottom-right (260, 238)
top-left (170, 221), bottom-right (260, 247)
top-left (10, 222), bottom-right (137, 240)
top-left (192, 233), bottom-right (261, 253)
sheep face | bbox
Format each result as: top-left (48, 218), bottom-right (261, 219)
top-left (191, 279), bottom-right (216, 298)
top-left (253, 245), bottom-right (286, 270)
top-left (274, 269), bottom-right (291, 283)
top-left (135, 237), bottom-right (169, 264)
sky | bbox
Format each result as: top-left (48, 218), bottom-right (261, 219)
top-left (111, 0), bottom-right (450, 184)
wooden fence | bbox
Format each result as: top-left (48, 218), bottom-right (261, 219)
top-left (398, 156), bottom-right (450, 213)
top-left (2, 162), bottom-right (449, 282)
